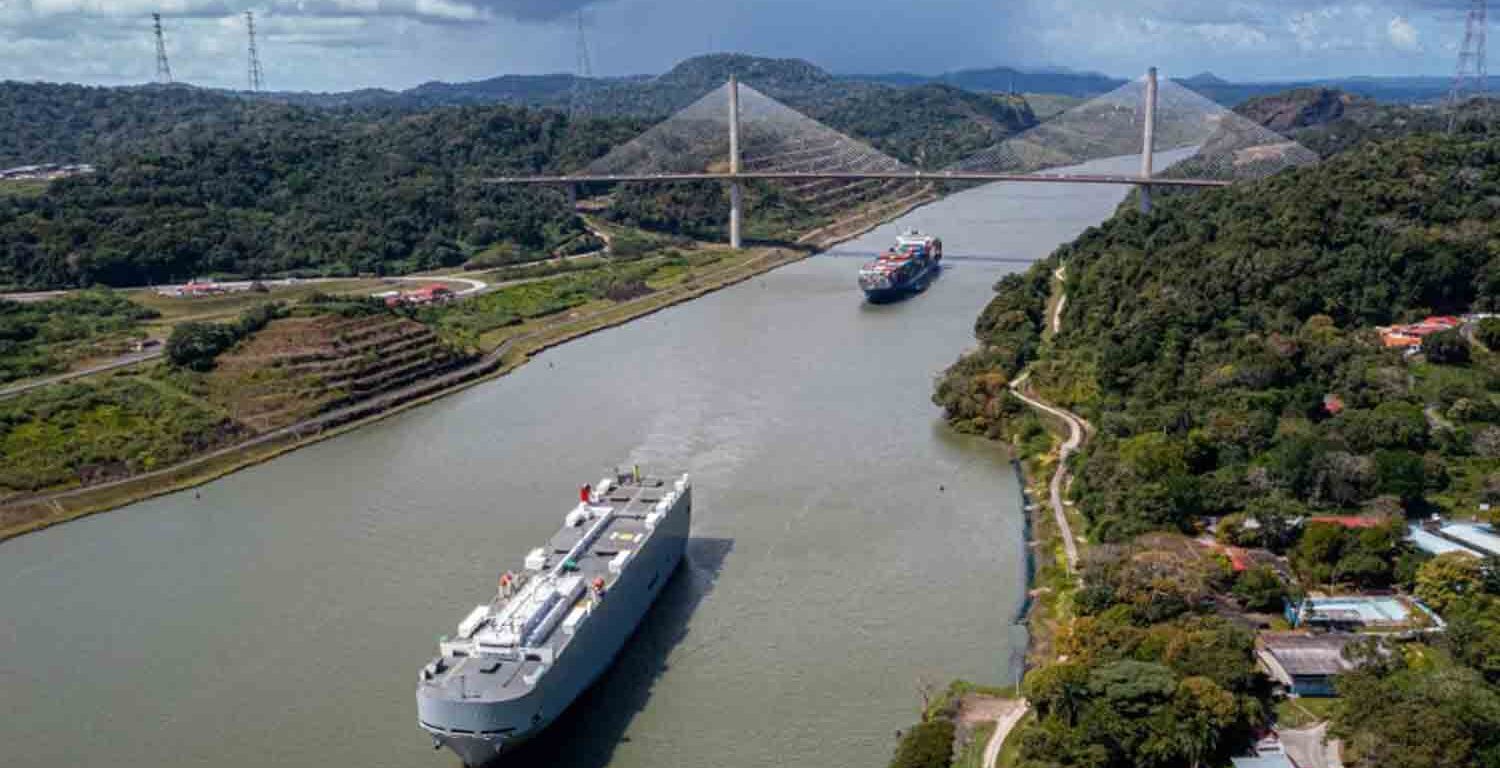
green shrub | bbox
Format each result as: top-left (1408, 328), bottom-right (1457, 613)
top-left (166, 303), bottom-right (285, 371)
top-left (1423, 329), bottom-right (1471, 365)
top-left (888, 719), bottom-right (955, 768)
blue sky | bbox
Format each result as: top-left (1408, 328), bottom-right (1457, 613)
top-left (0, 1), bottom-right (1482, 91)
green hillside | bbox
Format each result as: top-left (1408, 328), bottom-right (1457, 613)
top-left (936, 124), bottom-right (1500, 768)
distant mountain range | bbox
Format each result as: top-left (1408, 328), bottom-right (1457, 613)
top-left (844, 66), bottom-right (1126, 97)
top-left (249, 56), bottom-right (1493, 114)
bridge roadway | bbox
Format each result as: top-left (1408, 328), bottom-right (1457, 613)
top-left (485, 170), bottom-right (1231, 188)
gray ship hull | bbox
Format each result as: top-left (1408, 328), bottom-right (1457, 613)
top-left (417, 483), bottom-right (691, 766)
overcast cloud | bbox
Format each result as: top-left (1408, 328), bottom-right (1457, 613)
top-left (0, 0), bottom-right (1480, 90)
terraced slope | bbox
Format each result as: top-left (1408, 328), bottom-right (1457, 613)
top-left (208, 315), bottom-right (473, 432)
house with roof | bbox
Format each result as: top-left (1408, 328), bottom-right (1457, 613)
top-left (379, 284), bottom-right (456, 307)
top-left (1378, 315), bottom-right (1462, 350)
top-left (1256, 632), bottom-right (1361, 697)
top-left (1409, 520), bottom-right (1500, 559)
top-left (1232, 755), bottom-right (1297, 768)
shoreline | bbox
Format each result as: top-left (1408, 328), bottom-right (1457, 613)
top-left (0, 246), bottom-right (809, 544)
top-left (0, 189), bottom-right (939, 545)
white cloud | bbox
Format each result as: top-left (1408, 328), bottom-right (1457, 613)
top-left (0, 0), bottom-right (1477, 92)
top-left (1387, 15), bottom-right (1420, 52)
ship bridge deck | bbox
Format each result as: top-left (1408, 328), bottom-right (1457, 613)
top-left (418, 473), bottom-right (684, 708)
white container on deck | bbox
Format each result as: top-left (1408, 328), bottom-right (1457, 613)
top-left (525, 547), bottom-right (548, 571)
top-left (457, 605), bottom-right (490, 639)
top-left (609, 550), bottom-right (632, 575)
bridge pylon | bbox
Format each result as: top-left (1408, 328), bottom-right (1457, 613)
top-left (1138, 67), bottom-right (1158, 214)
top-left (728, 75), bottom-right (743, 250)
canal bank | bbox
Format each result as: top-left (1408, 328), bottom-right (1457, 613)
top-left (1, 154), bottom-right (1166, 768)
top-left (0, 246), bottom-right (807, 543)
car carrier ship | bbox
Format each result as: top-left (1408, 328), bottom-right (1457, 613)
top-left (857, 229), bottom-right (943, 302)
top-left (416, 468), bottom-right (692, 766)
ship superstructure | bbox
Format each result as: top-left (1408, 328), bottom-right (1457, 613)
top-left (416, 469), bottom-right (692, 765)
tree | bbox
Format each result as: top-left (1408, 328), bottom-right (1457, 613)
top-left (1233, 566), bottom-right (1289, 612)
top-left (1168, 676), bottom-right (1239, 768)
top-left (1334, 664), bottom-right (1500, 768)
top-left (1443, 596), bottom-right (1500, 685)
top-left (1415, 552), bottom-right (1485, 614)
top-left (1023, 661), bottom-right (1091, 726)
top-left (1476, 317), bottom-right (1500, 350)
top-left (1422, 329), bottom-right (1470, 365)
top-left (1373, 450), bottom-right (1426, 506)
top-left (887, 718), bottom-right (955, 768)
top-left (1475, 429), bottom-right (1500, 459)
top-left (165, 322), bottom-right (238, 372)
top-left (1294, 522), bottom-right (1348, 585)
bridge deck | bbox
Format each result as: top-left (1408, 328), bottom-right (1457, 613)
top-left (484, 171), bottom-right (1231, 188)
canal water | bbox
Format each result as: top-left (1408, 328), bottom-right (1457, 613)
top-left (1, 154), bottom-right (1174, 768)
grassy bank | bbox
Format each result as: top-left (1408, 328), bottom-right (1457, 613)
top-left (0, 246), bottom-right (806, 542)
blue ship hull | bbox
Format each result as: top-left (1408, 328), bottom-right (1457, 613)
top-left (862, 262), bottom-right (939, 303)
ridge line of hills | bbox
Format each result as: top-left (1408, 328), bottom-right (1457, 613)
top-left (7, 53), bottom-right (1490, 120)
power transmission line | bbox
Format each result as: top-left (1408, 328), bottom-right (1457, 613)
top-left (1448, 0), bottom-right (1488, 132)
top-left (570, 10), bottom-right (593, 118)
top-left (153, 13), bottom-right (173, 84)
top-left (245, 11), bottom-right (265, 93)
top-left (575, 10), bottom-right (593, 79)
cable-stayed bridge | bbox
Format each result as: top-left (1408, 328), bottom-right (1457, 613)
top-left (486, 68), bottom-right (1318, 248)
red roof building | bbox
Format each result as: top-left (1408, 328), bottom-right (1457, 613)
top-left (385, 284), bottom-right (456, 307)
top-left (1379, 316), bottom-right (1462, 349)
top-left (1307, 516), bottom-right (1390, 529)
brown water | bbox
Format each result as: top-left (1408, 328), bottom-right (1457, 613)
top-left (0, 154), bottom-right (1172, 768)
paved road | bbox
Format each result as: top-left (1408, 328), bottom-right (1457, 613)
top-left (0, 249), bottom-right (791, 513)
top-left (0, 349), bottom-right (163, 400)
top-left (385, 274), bottom-right (488, 296)
top-left (1, 273), bottom-right (489, 303)
top-left (1050, 267), bottom-right (1067, 335)
top-left (982, 701), bottom-right (1031, 768)
top-left (0, 274), bottom-right (491, 400)
top-left (1009, 371), bottom-right (1083, 572)
top-left (1281, 723), bottom-right (1342, 768)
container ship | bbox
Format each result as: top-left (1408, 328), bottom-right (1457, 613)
top-left (857, 229), bottom-right (943, 302)
top-left (416, 468), bottom-right (692, 766)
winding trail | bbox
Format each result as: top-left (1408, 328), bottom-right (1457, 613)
top-left (0, 349), bottom-right (163, 399)
top-left (0, 274), bottom-right (492, 402)
top-left (1008, 372), bottom-right (1083, 571)
top-left (1049, 267), bottom-right (1067, 335)
top-left (1007, 261), bottom-right (1087, 571)
top-left (982, 701), bottom-right (1032, 768)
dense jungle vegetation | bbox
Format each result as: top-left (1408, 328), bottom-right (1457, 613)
top-left (0, 61), bottom-right (1035, 290)
top-left (935, 126), bottom-right (1500, 767)
top-left (0, 100), bottom-right (643, 289)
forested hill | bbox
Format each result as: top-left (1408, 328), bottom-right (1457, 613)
top-left (0, 57), bottom-right (1039, 289)
top-left (941, 132), bottom-right (1500, 536)
top-left (0, 105), bottom-right (642, 288)
top-left (935, 131), bottom-right (1500, 768)
top-left (1, 56), bottom-right (1036, 172)
top-left (321, 54), bottom-right (1041, 166)
top-left (0, 82), bottom-right (258, 166)
top-left (1234, 88), bottom-right (1500, 159)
